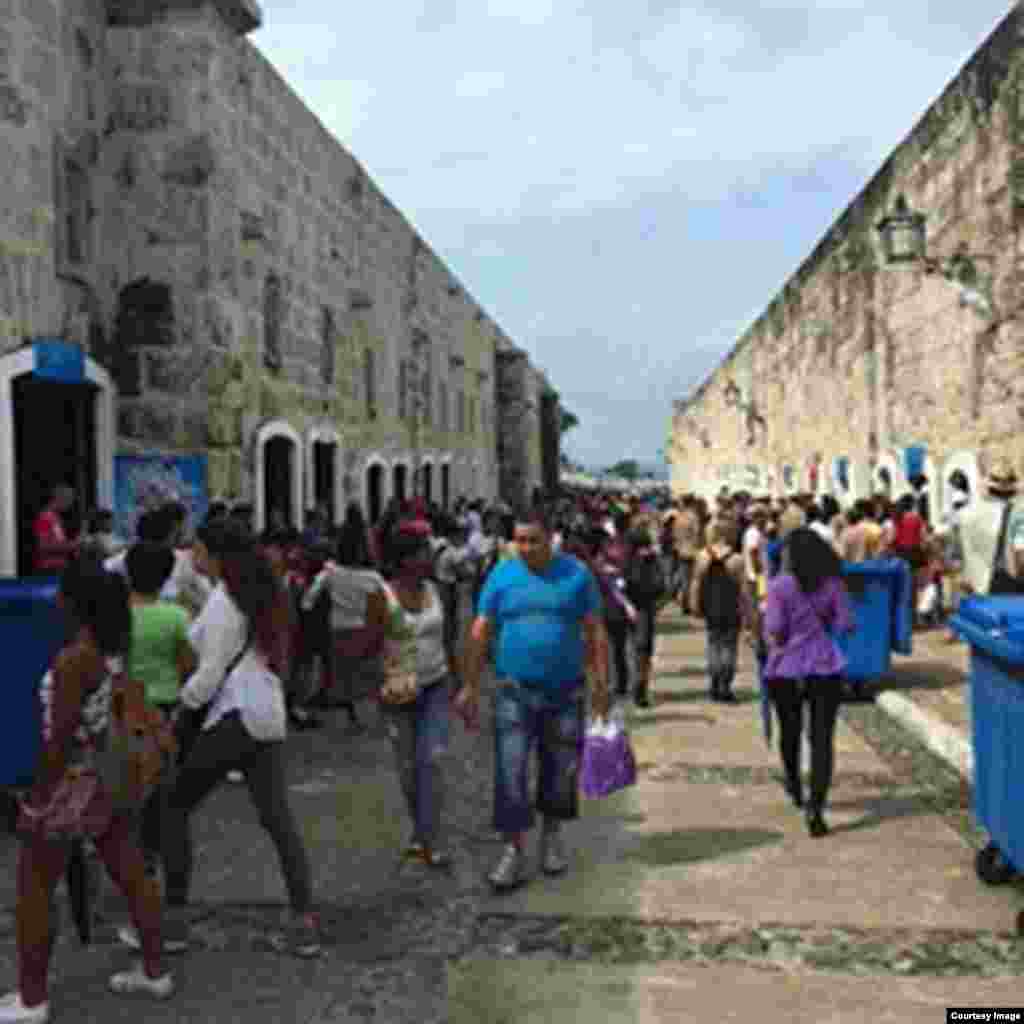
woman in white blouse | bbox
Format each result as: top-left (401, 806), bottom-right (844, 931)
top-left (159, 519), bottom-right (319, 958)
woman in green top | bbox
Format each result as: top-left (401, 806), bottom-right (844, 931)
top-left (124, 542), bottom-right (196, 886)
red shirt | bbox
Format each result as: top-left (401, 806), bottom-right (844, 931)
top-left (33, 508), bottom-right (69, 574)
top-left (893, 511), bottom-right (925, 551)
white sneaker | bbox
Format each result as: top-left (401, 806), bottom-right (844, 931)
top-left (108, 963), bottom-right (175, 1000)
top-left (0, 993), bottom-right (49, 1023)
top-left (227, 770), bottom-right (244, 783)
top-left (488, 843), bottom-right (526, 891)
top-left (118, 923), bottom-right (189, 955)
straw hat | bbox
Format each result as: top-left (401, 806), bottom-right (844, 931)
top-left (779, 505), bottom-right (806, 537)
top-left (986, 457), bottom-right (1019, 496)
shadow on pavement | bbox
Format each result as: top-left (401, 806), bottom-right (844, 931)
top-left (824, 793), bottom-right (933, 836)
top-left (875, 661), bottom-right (965, 693)
top-left (624, 828), bottom-right (784, 867)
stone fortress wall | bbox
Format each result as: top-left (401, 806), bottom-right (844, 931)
top-left (668, 9), bottom-right (1024, 522)
top-left (0, 0), bottom-right (559, 532)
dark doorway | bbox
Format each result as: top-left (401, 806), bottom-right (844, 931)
top-left (264, 436), bottom-right (295, 529)
top-left (313, 441), bottom-right (336, 524)
top-left (422, 463), bottom-right (433, 504)
top-left (14, 375), bottom-right (98, 577)
top-left (441, 463), bottom-right (450, 510)
top-left (367, 464), bottom-right (384, 525)
top-left (393, 464), bottom-right (407, 505)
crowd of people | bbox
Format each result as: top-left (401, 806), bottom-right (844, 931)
top-left (11, 467), bottom-right (1015, 1020)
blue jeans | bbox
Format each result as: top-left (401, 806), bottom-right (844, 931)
top-left (493, 680), bottom-right (585, 835)
top-left (383, 676), bottom-right (452, 847)
top-left (706, 625), bottom-right (740, 691)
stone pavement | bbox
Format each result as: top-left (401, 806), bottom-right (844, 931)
top-left (0, 606), bottom-right (1020, 1022)
top-left (454, 609), bottom-right (1024, 1022)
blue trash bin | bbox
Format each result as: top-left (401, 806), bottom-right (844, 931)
top-left (836, 559), bottom-right (914, 682)
top-left (951, 595), bottom-right (1024, 883)
top-left (0, 578), bottom-right (64, 788)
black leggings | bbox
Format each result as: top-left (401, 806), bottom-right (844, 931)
top-left (767, 678), bottom-right (842, 810)
top-left (606, 619), bottom-right (631, 694)
top-left (162, 712), bottom-right (312, 913)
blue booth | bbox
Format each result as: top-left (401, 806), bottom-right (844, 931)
top-left (951, 596), bottom-right (1024, 887)
top-left (0, 578), bottom-right (64, 788)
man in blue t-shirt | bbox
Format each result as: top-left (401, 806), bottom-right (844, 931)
top-left (455, 512), bottom-right (609, 891)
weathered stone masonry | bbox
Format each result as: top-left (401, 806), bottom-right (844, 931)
top-left (0, 0), bottom-right (559, 544)
top-left (669, 9), bottom-right (1024, 520)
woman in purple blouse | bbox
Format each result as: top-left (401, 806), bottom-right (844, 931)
top-left (763, 528), bottom-right (855, 838)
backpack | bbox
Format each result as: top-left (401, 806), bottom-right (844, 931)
top-left (699, 552), bottom-right (742, 628)
top-left (96, 672), bottom-right (178, 814)
top-left (626, 550), bottom-right (666, 604)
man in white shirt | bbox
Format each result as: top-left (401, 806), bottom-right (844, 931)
top-left (741, 506), bottom-right (766, 586)
top-left (956, 458), bottom-right (1024, 596)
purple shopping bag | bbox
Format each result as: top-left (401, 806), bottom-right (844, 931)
top-left (580, 712), bottom-right (637, 799)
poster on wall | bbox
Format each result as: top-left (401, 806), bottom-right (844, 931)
top-left (114, 455), bottom-right (209, 543)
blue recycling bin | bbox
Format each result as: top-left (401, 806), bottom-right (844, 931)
top-left (951, 596), bottom-right (1024, 882)
top-left (0, 578), bottom-right (64, 788)
top-left (835, 559), bottom-right (913, 682)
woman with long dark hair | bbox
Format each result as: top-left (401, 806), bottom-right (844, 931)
top-left (762, 528), bottom-right (855, 838)
top-left (301, 506), bottom-right (390, 726)
top-left (1, 562), bottom-right (172, 1022)
top-left (159, 519), bottom-right (319, 957)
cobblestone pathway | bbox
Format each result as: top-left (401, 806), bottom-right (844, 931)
top-left (0, 606), bottom-right (1020, 1022)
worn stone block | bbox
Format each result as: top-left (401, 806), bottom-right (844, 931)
top-left (0, 82), bottom-right (28, 125)
top-left (23, 0), bottom-right (58, 47)
top-left (146, 350), bottom-right (180, 392)
top-left (21, 42), bottom-right (58, 101)
top-left (181, 407), bottom-right (209, 448)
top-left (163, 134), bottom-right (216, 187)
top-left (109, 82), bottom-right (171, 132)
top-left (207, 405), bottom-right (238, 445)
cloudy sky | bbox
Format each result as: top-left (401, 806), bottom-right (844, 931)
top-left (252, 1), bottom-right (1011, 469)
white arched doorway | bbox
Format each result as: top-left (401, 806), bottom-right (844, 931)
top-left (829, 456), bottom-right (855, 508)
top-left (915, 454), bottom-right (940, 527)
top-left (306, 423), bottom-right (341, 525)
top-left (363, 454), bottom-right (388, 525)
top-left (420, 456), bottom-right (435, 504)
top-left (392, 457), bottom-right (411, 505)
top-left (0, 342), bottom-right (115, 576)
top-left (941, 450), bottom-right (980, 519)
top-left (872, 450), bottom-right (907, 503)
top-left (253, 419), bottom-right (303, 532)
top-left (440, 456), bottom-right (453, 510)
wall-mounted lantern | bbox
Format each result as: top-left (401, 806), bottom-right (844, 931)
top-left (876, 194), bottom-right (997, 320)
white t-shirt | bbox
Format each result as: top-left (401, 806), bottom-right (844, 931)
top-left (809, 521), bottom-right (833, 544)
top-left (742, 524), bottom-right (762, 583)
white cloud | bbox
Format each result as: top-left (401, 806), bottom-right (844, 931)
top-left (252, 0), bottom-right (1013, 462)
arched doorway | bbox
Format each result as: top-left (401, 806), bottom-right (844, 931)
top-left (441, 462), bottom-right (451, 510)
top-left (422, 461), bottom-right (433, 504)
top-left (0, 343), bottom-right (115, 576)
top-left (312, 441), bottom-right (337, 522)
top-left (366, 463), bottom-right (384, 525)
top-left (253, 420), bottom-right (303, 532)
top-left (393, 463), bottom-right (408, 505)
top-left (264, 437), bottom-right (295, 529)
top-left (942, 450), bottom-right (979, 519)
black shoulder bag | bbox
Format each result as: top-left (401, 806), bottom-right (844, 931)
top-left (174, 628), bottom-right (252, 764)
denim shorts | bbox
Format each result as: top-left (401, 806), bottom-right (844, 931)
top-left (492, 679), bottom-right (584, 834)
